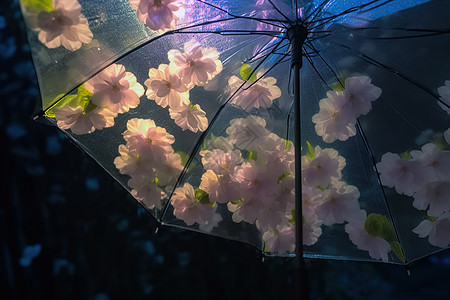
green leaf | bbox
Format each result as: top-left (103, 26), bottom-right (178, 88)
top-left (277, 172), bottom-right (290, 183)
top-left (176, 151), bottom-right (189, 167)
top-left (390, 241), bottom-right (406, 263)
top-left (285, 140), bottom-right (291, 150)
top-left (231, 198), bottom-right (244, 205)
top-left (210, 132), bottom-right (217, 141)
top-left (77, 85), bottom-right (93, 107)
top-left (426, 215), bottom-right (438, 222)
top-left (45, 94), bottom-right (77, 118)
top-left (432, 133), bottom-right (450, 151)
top-left (364, 213), bottom-right (396, 242)
top-left (331, 76), bottom-right (346, 91)
top-left (83, 100), bottom-right (98, 114)
top-left (306, 141), bottom-right (315, 161)
top-left (400, 151), bottom-right (412, 160)
top-left (153, 177), bottom-right (159, 185)
top-left (21, 0), bottom-right (53, 12)
top-left (247, 151), bottom-right (258, 161)
top-left (194, 188), bottom-right (211, 205)
top-left (288, 210), bottom-right (296, 225)
top-left (240, 63), bottom-right (257, 82)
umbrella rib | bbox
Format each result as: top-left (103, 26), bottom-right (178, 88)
top-left (267, 0), bottom-right (293, 23)
top-left (305, 41), bottom-right (407, 262)
top-left (336, 43), bottom-right (450, 110)
top-left (302, 0), bottom-right (331, 25)
top-left (308, 0), bottom-right (391, 29)
top-left (159, 37), bottom-right (288, 222)
top-left (174, 29), bottom-right (283, 37)
top-left (354, 122), bottom-right (405, 263)
top-left (194, 0), bottom-right (288, 28)
top-left (36, 15), bottom-right (276, 118)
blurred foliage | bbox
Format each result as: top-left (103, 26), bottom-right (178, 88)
top-left (1, 0), bottom-right (450, 299)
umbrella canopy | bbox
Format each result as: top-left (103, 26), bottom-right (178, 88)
top-left (20, 0), bottom-right (450, 264)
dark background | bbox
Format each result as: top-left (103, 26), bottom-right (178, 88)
top-left (1, 0), bottom-right (450, 299)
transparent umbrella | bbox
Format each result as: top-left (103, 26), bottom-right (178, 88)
top-left (20, 0), bottom-right (450, 276)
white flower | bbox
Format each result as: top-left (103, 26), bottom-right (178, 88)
top-left (312, 91), bottom-right (356, 143)
top-left (413, 181), bottom-right (450, 217)
top-left (168, 40), bottom-right (222, 86)
top-left (376, 152), bottom-right (425, 196)
top-left (54, 105), bottom-right (115, 135)
top-left (437, 80), bottom-right (450, 114)
top-left (30, 0), bottom-right (93, 51)
top-left (169, 102), bottom-right (208, 133)
top-left (344, 76), bottom-right (382, 116)
top-left (302, 146), bottom-right (346, 188)
top-left (226, 115), bottom-right (269, 150)
top-left (315, 182), bottom-right (361, 226)
top-left (228, 73), bottom-right (281, 111)
top-left (145, 64), bottom-right (190, 108)
top-left (84, 64), bottom-right (144, 114)
top-left (413, 212), bottom-right (450, 248)
top-left (262, 225), bottom-right (295, 254)
top-left (345, 210), bottom-right (391, 262)
top-left (171, 183), bottom-right (214, 226)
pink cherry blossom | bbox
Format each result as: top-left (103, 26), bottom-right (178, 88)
top-left (113, 144), bottom-right (155, 177)
top-left (344, 76), bottom-right (382, 116)
top-left (123, 118), bottom-right (175, 163)
top-left (259, 133), bottom-right (295, 175)
top-left (154, 152), bottom-right (184, 186)
top-left (227, 196), bottom-right (267, 224)
top-left (54, 105), bottom-right (115, 135)
top-left (169, 102), bottom-right (208, 133)
top-left (413, 212), bottom-right (450, 248)
top-left (168, 40), bottom-right (222, 86)
top-left (262, 225), bottom-right (295, 254)
top-left (410, 143), bottom-right (450, 182)
top-left (345, 210), bottom-right (391, 262)
top-left (228, 73), bottom-right (281, 111)
top-left (412, 181), bottom-right (450, 216)
top-left (437, 80), bottom-right (450, 114)
top-left (129, 0), bottom-right (185, 31)
top-left (231, 161), bottom-right (278, 199)
top-left (145, 64), bottom-right (190, 108)
top-left (29, 0), bottom-right (93, 51)
top-left (199, 170), bottom-right (242, 204)
top-left (128, 175), bottom-right (165, 210)
top-left (202, 149), bottom-right (243, 176)
top-left (226, 115), bottom-right (269, 150)
top-left (315, 182), bottom-right (361, 226)
top-left (85, 64), bottom-right (144, 114)
top-left (303, 208), bottom-right (323, 246)
top-left (377, 152), bottom-right (426, 196)
top-left (171, 183), bottom-right (214, 226)
top-left (302, 146), bottom-right (346, 188)
top-left (312, 91), bottom-right (356, 143)
top-left (255, 199), bottom-right (289, 232)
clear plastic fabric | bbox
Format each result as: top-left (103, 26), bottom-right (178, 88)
top-left (21, 0), bottom-right (450, 264)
